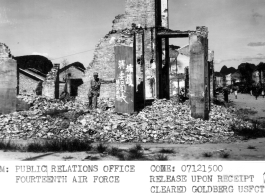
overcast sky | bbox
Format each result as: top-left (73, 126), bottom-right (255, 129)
top-left (1, 0), bottom-right (265, 71)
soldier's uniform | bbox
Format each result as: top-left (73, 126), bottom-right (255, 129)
top-left (88, 72), bottom-right (115, 109)
top-left (88, 77), bottom-right (101, 109)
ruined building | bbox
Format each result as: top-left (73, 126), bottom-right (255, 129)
top-left (78, 0), bottom-right (171, 101)
top-left (19, 68), bottom-right (46, 95)
top-left (79, 0), bottom-right (211, 119)
top-left (15, 55), bottom-right (53, 95)
top-left (58, 62), bottom-right (85, 97)
top-left (40, 62), bottom-right (85, 99)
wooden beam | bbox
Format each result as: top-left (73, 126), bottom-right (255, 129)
top-left (158, 34), bottom-right (190, 38)
top-left (205, 39), bottom-right (210, 113)
top-left (165, 38), bottom-right (170, 99)
top-left (142, 32), bottom-right (146, 107)
top-left (157, 28), bottom-right (195, 38)
top-left (156, 37), bottom-right (162, 99)
top-left (155, 0), bottom-right (162, 99)
top-left (133, 33), bottom-right (137, 111)
top-left (155, 0), bottom-right (162, 27)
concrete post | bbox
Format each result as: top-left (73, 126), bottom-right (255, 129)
top-left (0, 43), bottom-right (17, 114)
top-left (189, 26), bottom-right (209, 120)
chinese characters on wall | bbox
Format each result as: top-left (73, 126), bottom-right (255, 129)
top-left (116, 60), bottom-right (134, 104)
top-left (115, 46), bottom-right (135, 113)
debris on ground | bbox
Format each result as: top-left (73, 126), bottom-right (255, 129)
top-left (0, 94), bottom-right (254, 144)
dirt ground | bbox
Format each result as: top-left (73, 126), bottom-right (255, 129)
top-left (0, 138), bottom-right (265, 161)
top-left (228, 92), bottom-right (265, 121)
top-left (0, 93), bottom-right (264, 161)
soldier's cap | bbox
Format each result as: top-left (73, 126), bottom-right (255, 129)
top-left (93, 72), bottom-right (98, 76)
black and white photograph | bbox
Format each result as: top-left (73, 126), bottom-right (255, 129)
top-left (0, 0), bottom-right (265, 193)
top-left (0, 0), bottom-right (265, 161)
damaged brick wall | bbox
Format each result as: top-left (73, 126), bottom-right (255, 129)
top-left (78, 31), bottom-right (134, 101)
top-left (161, 0), bottom-right (169, 27)
top-left (42, 64), bottom-right (60, 99)
top-left (0, 43), bottom-right (17, 114)
top-left (112, 0), bottom-right (156, 30)
top-left (78, 0), bottom-right (169, 101)
top-left (19, 74), bottom-right (39, 95)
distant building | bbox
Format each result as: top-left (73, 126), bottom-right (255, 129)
top-left (169, 44), bottom-right (214, 95)
top-left (214, 72), bottom-right (224, 87)
top-left (19, 68), bottom-right (45, 95)
top-left (16, 55), bottom-right (53, 95)
top-left (58, 62), bottom-right (85, 97)
top-left (225, 74), bottom-right (232, 86)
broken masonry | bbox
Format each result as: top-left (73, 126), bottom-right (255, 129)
top-left (80, 0), bottom-right (213, 119)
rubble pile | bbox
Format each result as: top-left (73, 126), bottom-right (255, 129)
top-left (17, 95), bottom-right (115, 112)
top-left (0, 95), bottom-right (253, 144)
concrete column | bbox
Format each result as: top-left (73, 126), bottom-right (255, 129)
top-left (0, 59), bottom-right (17, 114)
top-left (189, 26), bottom-right (209, 120)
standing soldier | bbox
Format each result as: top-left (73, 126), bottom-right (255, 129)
top-left (88, 72), bottom-right (115, 109)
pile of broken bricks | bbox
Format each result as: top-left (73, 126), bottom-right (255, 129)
top-left (0, 94), bottom-right (253, 144)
